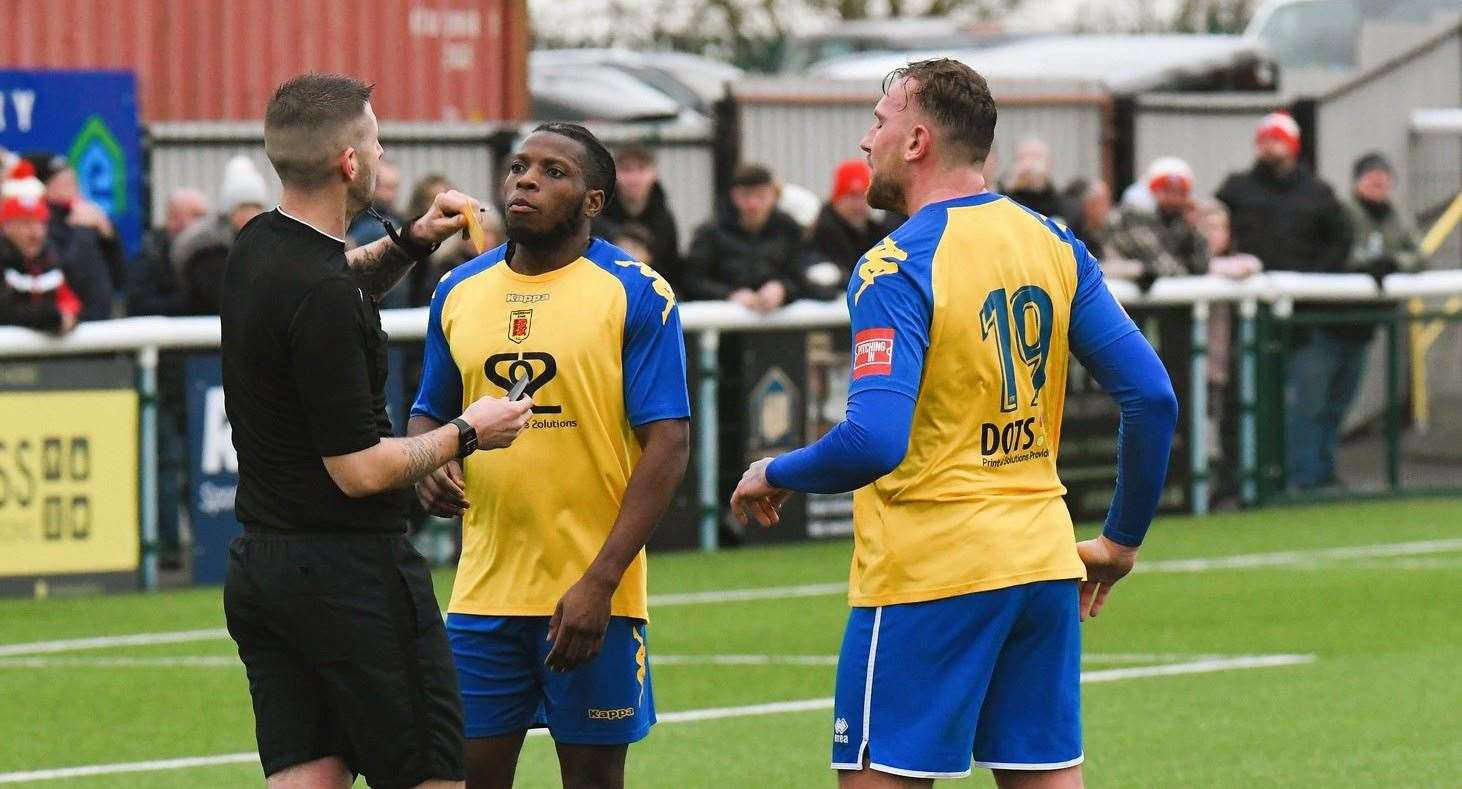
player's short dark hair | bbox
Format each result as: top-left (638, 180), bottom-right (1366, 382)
top-left (884, 58), bottom-right (997, 165)
top-left (532, 122), bottom-right (616, 204)
top-left (614, 145), bottom-right (656, 167)
top-left (731, 163), bottom-right (775, 189)
top-left (264, 73), bottom-right (374, 188)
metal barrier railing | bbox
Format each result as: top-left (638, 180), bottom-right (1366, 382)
top-left (4, 272), bottom-right (1462, 589)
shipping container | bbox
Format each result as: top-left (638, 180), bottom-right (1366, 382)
top-left (0, 0), bottom-right (530, 122)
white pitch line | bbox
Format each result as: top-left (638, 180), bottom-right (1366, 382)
top-left (0, 656), bottom-right (240, 669)
top-left (0, 628), bottom-right (228, 657)
top-left (1137, 538), bottom-right (1462, 574)
top-left (648, 582), bottom-right (847, 606)
top-left (0, 652), bottom-right (1218, 670)
top-left (0, 753), bottom-right (261, 785)
top-left (0, 653), bottom-right (1315, 784)
top-left (3, 537), bottom-right (1458, 659)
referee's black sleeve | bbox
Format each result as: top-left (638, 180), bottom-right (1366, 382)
top-left (287, 275), bottom-right (383, 457)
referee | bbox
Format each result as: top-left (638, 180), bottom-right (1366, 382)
top-left (221, 74), bottom-right (532, 789)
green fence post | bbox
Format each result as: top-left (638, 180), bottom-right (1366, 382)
top-left (1239, 298), bottom-right (1259, 506)
top-left (1385, 313), bottom-right (1402, 492)
top-left (1190, 300), bottom-right (1210, 515)
top-left (698, 330), bottom-right (721, 552)
top-left (137, 346), bottom-right (159, 591)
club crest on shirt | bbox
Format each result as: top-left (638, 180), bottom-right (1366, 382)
top-left (854, 236), bottom-right (907, 305)
top-left (508, 309), bottom-right (532, 343)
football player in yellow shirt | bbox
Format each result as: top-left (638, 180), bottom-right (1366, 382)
top-left (409, 123), bottom-right (690, 789)
top-left (733, 60), bottom-right (1177, 788)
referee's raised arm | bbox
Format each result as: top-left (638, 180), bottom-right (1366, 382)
top-left (219, 73), bottom-right (526, 789)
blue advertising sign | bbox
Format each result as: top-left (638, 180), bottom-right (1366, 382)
top-left (0, 70), bottom-right (143, 258)
top-left (186, 350), bottom-right (409, 584)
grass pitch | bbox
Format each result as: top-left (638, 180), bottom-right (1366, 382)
top-left (1, 498), bottom-right (1459, 787)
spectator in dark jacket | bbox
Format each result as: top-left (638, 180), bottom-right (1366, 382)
top-left (125, 188), bottom-right (211, 316)
top-left (23, 152), bottom-right (117, 319)
top-left (684, 163), bottom-right (805, 313)
top-left (172, 156), bottom-right (268, 315)
top-left (1001, 137), bottom-right (1067, 224)
top-left (593, 146), bottom-right (685, 295)
top-left (1279, 152), bottom-right (1429, 491)
top-left (0, 174), bottom-right (82, 334)
top-left (1215, 113), bottom-right (1351, 274)
top-left (804, 158), bottom-right (901, 300)
top-left (1217, 113), bottom-right (1354, 490)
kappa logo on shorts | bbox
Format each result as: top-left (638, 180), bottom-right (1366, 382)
top-left (852, 328), bottom-right (895, 379)
top-left (587, 707), bottom-right (636, 721)
top-left (834, 717), bottom-right (851, 744)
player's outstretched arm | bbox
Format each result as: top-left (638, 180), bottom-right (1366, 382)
top-left (730, 388), bottom-right (915, 527)
top-left (345, 189), bottom-right (473, 298)
top-left (323, 396), bottom-right (533, 499)
top-left (546, 418), bottom-right (690, 672)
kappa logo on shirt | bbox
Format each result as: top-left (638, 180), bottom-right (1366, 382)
top-left (853, 236), bottom-right (906, 305)
top-left (852, 328), bottom-right (895, 379)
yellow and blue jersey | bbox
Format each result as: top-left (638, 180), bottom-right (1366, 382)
top-left (843, 193), bottom-right (1137, 607)
top-left (411, 238), bottom-right (690, 620)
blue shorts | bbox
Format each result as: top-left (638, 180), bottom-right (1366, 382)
top-left (446, 614), bottom-right (655, 745)
top-left (831, 580), bottom-right (1082, 778)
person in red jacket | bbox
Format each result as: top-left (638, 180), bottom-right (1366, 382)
top-left (0, 165), bottom-right (82, 334)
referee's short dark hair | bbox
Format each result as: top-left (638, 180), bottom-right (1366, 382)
top-left (264, 73), bottom-right (375, 188)
top-left (884, 58), bottom-right (997, 166)
top-left (533, 122), bottom-right (616, 204)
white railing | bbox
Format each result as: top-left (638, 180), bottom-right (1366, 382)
top-left (5, 270), bottom-right (1462, 587)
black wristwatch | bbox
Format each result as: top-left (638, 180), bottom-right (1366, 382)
top-left (371, 208), bottom-right (440, 261)
top-left (449, 418), bottom-right (478, 458)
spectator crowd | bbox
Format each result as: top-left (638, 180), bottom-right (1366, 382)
top-left (0, 110), bottom-right (1440, 525)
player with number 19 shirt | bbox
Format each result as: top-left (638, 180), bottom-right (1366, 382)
top-left (732, 59), bottom-right (1178, 784)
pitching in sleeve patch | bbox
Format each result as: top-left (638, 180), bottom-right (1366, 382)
top-left (853, 328), bottom-right (895, 379)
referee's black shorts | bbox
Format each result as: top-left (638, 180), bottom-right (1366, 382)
top-left (223, 530), bottom-right (465, 788)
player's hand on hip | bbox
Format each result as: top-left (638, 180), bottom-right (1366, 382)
top-left (730, 457), bottom-right (791, 528)
top-left (415, 458), bottom-right (468, 518)
top-left (411, 189), bottom-right (476, 245)
top-left (1075, 535), bottom-right (1140, 622)
top-left (545, 574), bottom-right (614, 672)
top-left (461, 396), bottom-right (534, 449)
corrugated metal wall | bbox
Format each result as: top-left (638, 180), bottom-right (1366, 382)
top-left (148, 122), bottom-right (715, 246)
top-left (1134, 94), bottom-right (1279, 199)
top-left (1318, 27), bottom-right (1462, 215)
top-left (1409, 124), bottom-right (1462, 269)
top-left (734, 78), bottom-right (1110, 198)
top-left (0, 0), bottom-right (530, 122)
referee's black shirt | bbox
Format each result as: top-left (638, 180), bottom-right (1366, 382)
top-left (221, 208), bottom-right (408, 533)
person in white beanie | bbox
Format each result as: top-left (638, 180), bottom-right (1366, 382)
top-left (170, 155), bottom-right (269, 314)
top-left (1105, 156), bottom-right (1209, 288)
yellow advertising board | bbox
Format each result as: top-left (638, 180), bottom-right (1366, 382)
top-left (0, 381), bottom-right (139, 582)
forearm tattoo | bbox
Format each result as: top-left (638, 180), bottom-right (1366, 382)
top-left (399, 432), bottom-right (446, 486)
top-left (346, 236), bottom-right (415, 298)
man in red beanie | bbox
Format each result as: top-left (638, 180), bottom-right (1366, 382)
top-left (805, 158), bottom-right (902, 300)
top-left (0, 168), bottom-right (83, 334)
top-left (1215, 111), bottom-right (1353, 492)
top-left (1215, 112), bottom-right (1348, 276)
